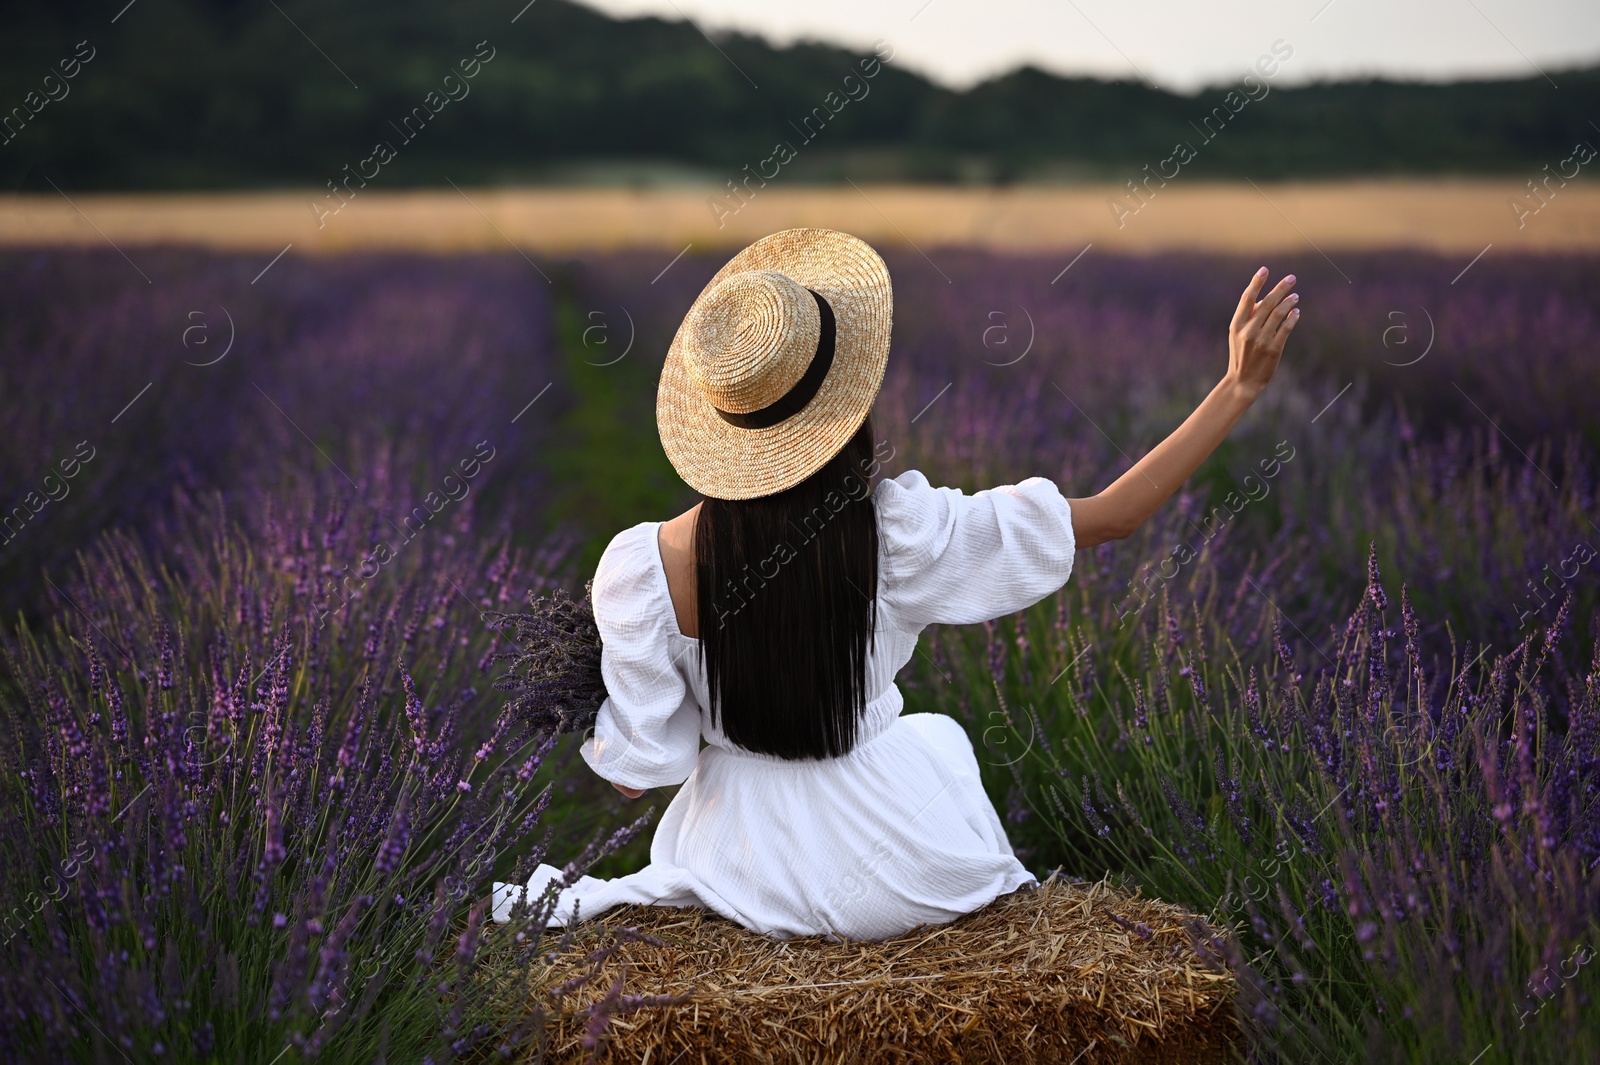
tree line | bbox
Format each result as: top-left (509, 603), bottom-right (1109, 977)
top-left (1, 0), bottom-right (1595, 190)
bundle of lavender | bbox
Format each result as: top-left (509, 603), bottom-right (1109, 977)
top-left (487, 581), bottom-right (610, 736)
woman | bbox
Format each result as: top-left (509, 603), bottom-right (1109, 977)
top-left (491, 228), bottom-right (1299, 942)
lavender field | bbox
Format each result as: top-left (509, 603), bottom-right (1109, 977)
top-left (2, 242), bottom-right (1598, 1062)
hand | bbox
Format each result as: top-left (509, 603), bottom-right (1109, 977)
top-left (612, 782), bottom-right (645, 799)
top-left (1226, 267), bottom-right (1299, 400)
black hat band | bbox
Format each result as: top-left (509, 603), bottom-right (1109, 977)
top-left (712, 289), bottom-right (836, 430)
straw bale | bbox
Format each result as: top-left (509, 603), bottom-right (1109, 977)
top-left (510, 873), bottom-right (1238, 1064)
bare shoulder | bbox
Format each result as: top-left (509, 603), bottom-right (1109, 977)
top-left (655, 502), bottom-right (702, 638)
top-left (657, 502), bottom-right (701, 557)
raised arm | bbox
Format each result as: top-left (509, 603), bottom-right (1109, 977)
top-left (1067, 268), bottom-right (1299, 547)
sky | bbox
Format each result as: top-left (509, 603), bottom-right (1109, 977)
top-left (577, 0), bottom-right (1600, 93)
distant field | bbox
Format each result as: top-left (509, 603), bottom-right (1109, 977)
top-left (5, 180), bottom-right (1598, 254)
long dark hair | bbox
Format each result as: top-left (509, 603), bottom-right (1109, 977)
top-left (694, 415), bottom-right (882, 760)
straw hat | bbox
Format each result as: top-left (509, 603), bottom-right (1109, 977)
top-left (657, 228), bottom-right (892, 500)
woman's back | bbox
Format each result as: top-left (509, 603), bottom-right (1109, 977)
top-left (586, 467), bottom-right (1079, 769)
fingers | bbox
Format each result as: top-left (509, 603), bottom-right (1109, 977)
top-left (1269, 297), bottom-right (1302, 348)
top-left (1252, 273), bottom-right (1297, 321)
top-left (1265, 290), bottom-right (1299, 332)
top-left (1233, 267), bottom-right (1269, 327)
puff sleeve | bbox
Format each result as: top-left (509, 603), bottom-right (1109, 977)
top-left (874, 469), bottom-right (1076, 631)
top-left (578, 525), bottom-right (703, 790)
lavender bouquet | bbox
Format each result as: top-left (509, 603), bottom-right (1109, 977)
top-left (488, 582), bottom-right (610, 738)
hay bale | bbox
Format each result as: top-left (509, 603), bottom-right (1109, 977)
top-left (520, 874), bottom-right (1239, 1063)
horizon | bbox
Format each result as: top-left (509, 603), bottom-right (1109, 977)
top-left (579, 0), bottom-right (1600, 94)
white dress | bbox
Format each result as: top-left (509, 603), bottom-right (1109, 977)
top-left (490, 468), bottom-right (1077, 942)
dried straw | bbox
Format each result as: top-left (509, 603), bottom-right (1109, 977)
top-left (515, 873), bottom-right (1239, 1063)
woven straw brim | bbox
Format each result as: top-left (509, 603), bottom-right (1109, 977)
top-left (657, 228), bottom-right (892, 500)
top-left (488, 875), bottom-right (1240, 1064)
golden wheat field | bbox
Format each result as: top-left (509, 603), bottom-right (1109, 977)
top-left (5, 180), bottom-right (1599, 254)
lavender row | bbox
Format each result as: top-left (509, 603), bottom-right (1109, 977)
top-left (0, 471), bottom-right (660, 1061)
